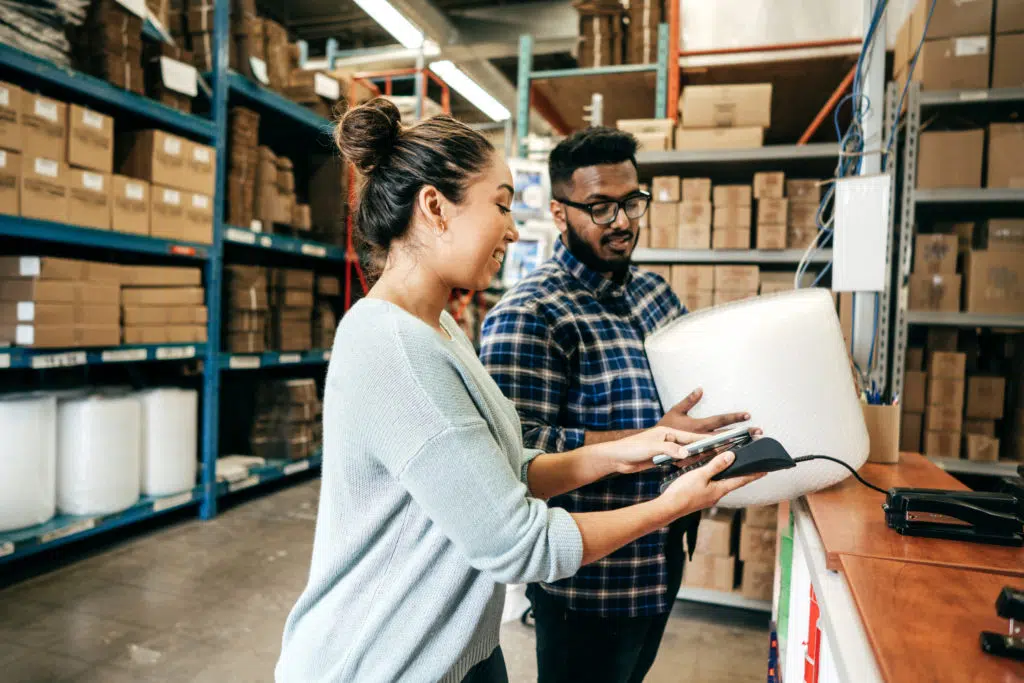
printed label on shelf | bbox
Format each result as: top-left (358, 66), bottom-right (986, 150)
top-left (229, 475), bottom-right (260, 492)
top-left (18, 256), bottom-right (41, 277)
top-left (101, 348), bottom-right (148, 362)
top-left (34, 99), bottom-right (58, 122)
top-left (155, 345), bottom-right (196, 360)
top-left (16, 302), bottom-right (35, 321)
top-left (0, 541), bottom-right (13, 557)
top-left (159, 57), bottom-right (199, 97)
top-left (192, 194), bottom-right (210, 210)
top-left (193, 147), bottom-right (211, 163)
top-left (250, 220), bottom-right (263, 233)
top-left (259, 236), bottom-right (272, 248)
top-left (954, 36), bottom-right (988, 57)
top-left (0, 87), bottom-right (8, 107)
top-left (125, 182), bottom-right (145, 201)
top-left (226, 227), bottom-right (257, 244)
top-left (82, 172), bottom-right (104, 192)
top-left (15, 325), bottom-right (35, 346)
top-left (35, 158), bottom-right (58, 178)
top-left (82, 110), bottom-right (104, 129)
top-left (278, 353), bottom-right (301, 364)
top-left (229, 355), bottom-right (261, 369)
top-left (31, 351), bottom-right (87, 369)
top-left (284, 460), bottom-right (311, 476)
top-left (300, 243), bottom-right (327, 258)
top-left (322, 350), bottom-right (331, 361)
top-left (250, 58), bottom-right (270, 85)
top-left (40, 518), bottom-right (96, 544)
top-left (152, 491), bottom-right (194, 512)
top-left (115, 0), bottom-right (147, 18)
top-left (958, 90), bottom-right (989, 102)
top-left (0, 354), bottom-right (10, 369)
top-left (314, 74), bottom-right (341, 101)
top-left (163, 136), bottom-right (182, 156)
top-left (163, 188), bottom-right (181, 205)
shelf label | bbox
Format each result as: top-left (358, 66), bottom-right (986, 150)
top-left (82, 172), bottom-right (104, 192)
top-left (958, 90), bottom-right (989, 102)
top-left (0, 541), bottom-right (13, 558)
top-left (0, 354), bottom-right (10, 369)
top-left (314, 74), bottom-right (341, 101)
top-left (34, 99), bottom-right (58, 122)
top-left (163, 136), bottom-right (182, 156)
top-left (226, 227), bottom-right (257, 244)
top-left (35, 158), bottom-right (58, 178)
top-left (229, 475), bottom-right (260, 492)
top-left (0, 87), bottom-right (8, 107)
top-left (278, 353), bottom-right (301, 364)
top-left (31, 351), bottom-right (87, 370)
top-left (125, 182), bottom-right (145, 201)
top-left (163, 188), bottom-right (181, 205)
top-left (159, 57), bottom-right (199, 97)
top-left (152, 491), bottom-right (194, 512)
top-left (40, 518), bottom-right (96, 544)
top-left (169, 245), bottom-right (199, 257)
top-left (250, 220), bottom-right (263, 233)
top-left (259, 236), bottom-right (272, 248)
top-left (82, 110), bottom-right (104, 130)
top-left (101, 348), bottom-right (148, 363)
top-left (229, 355), bottom-right (261, 369)
top-left (250, 57), bottom-right (270, 85)
top-left (322, 350), bottom-right (331, 361)
top-left (192, 194), bottom-right (209, 210)
top-left (300, 243), bottom-right (327, 258)
top-left (284, 460), bottom-right (311, 476)
top-left (156, 345), bottom-right (196, 360)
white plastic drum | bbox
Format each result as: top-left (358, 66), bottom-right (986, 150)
top-left (0, 394), bottom-right (57, 531)
top-left (138, 388), bottom-right (198, 496)
top-left (645, 288), bottom-right (869, 507)
top-left (57, 393), bottom-right (142, 516)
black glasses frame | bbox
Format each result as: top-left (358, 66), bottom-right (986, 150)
top-left (555, 190), bottom-right (651, 225)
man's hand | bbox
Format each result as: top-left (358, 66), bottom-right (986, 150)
top-left (658, 387), bottom-right (750, 434)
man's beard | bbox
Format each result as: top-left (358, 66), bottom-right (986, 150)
top-left (564, 218), bottom-right (635, 279)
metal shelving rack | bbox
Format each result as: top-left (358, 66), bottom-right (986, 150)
top-left (0, 6), bottom-right (337, 565)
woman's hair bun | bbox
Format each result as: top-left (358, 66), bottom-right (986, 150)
top-left (336, 97), bottom-right (402, 175)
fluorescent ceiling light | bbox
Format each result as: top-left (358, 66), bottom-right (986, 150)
top-left (429, 60), bottom-right (511, 122)
top-left (352, 0), bottom-right (424, 49)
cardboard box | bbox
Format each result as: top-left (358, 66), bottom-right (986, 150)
top-left (965, 418), bottom-right (997, 436)
top-left (111, 175), bottom-right (149, 235)
top-left (692, 510), bottom-right (734, 556)
top-left (907, 347), bottom-right (925, 371)
top-left (116, 130), bottom-right (188, 191)
top-left (633, 132), bottom-right (671, 152)
top-left (993, 33), bottom-right (1024, 88)
top-left (712, 185), bottom-right (752, 207)
top-left (78, 282), bottom-right (119, 306)
top-left (714, 289), bottom-right (755, 306)
top-left (676, 126), bottom-right (764, 150)
top-left (85, 262), bottom-right (119, 284)
top-left (917, 130), bottom-right (984, 189)
top-left (963, 250), bottom-right (1024, 314)
top-left (929, 351), bottom-right (966, 380)
top-left (649, 203), bottom-right (678, 249)
top-left (78, 305), bottom-right (119, 326)
top-left (786, 179), bottom-right (821, 203)
top-left (678, 223), bottom-right (711, 249)
top-left (714, 267), bottom-right (759, 292)
top-left (743, 505), bottom-right (778, 530)
top-left (167, 324), bottom-right (207, 343)
top-left (740, 561), bottom-right (774, 601)
top-left (914, 234), bottom-right (959, 274)
top-left (904, 370), bottom-right (927, 413)
top-left (987, 123), bottom-right (1024, 188)
top-left (68, 169), bottom-right (110, 231)
top-left (757, 198), bottom-right (788, 225)
top-left (120, 266), bottom-right (201, 287)
top-left (671, 265), bottom-right (714, 293)
top-left (0, 323), bottom-right (76, 348)
top-left (185, 192), bottom-right (214, 244)
top-left (0, 150), bottom-right (18, 215)
top-left (0, 278), bottom-right (76, 303)
top-left (914, 37), bottom-right (991, 91)
top-left (683, 553), bottom-right (735, 592)
top-left (21, 94), bottom-right (66, 161)
top-left (756, 223), bottom-right (786, 250)
top-left (965, 434), bottom-right (1000, 462)
top-left (901, 411), bottom-right (924, 452)
top-left (272, 269), bottom-right (315, 291)
top-left (681, 178), bottom-right (711, 202)
top-left (0, 81), bottom-right (21, 152)
top-left (909, 273), bottom-right (962, 312)
top-left (987, 219), bottom-right (1024, 250)
top-left (0, 301), bottom-right (74, 326)
top-left (167, 306), bottom-right (208, 325)
top-left (277, 290), bottom-right (315, 308)
top-left (75, 324), bottom-right (120, 347)
top-left (679, 201), bottom-right (711, 225)
top-left (652, 176), bottom-right (680, 203)
top-left (317, 276), bottom-right (341, 296)
top-left (926, 328), bottom-right (958, 352)
top-left (67, 105), bottom-right (113, 173)
top-left (680, 290), bottom-right (714, 311)
top-left (788, 201), bottom-right (818, 230)
top-left (21, 156), bottom-right (68, 223)
top-left (739, 524), bottom-right (776, 564)
top-left (918, 0), bottom-right (993, 39)
top-left (759, 271), bottom-right (812, 294)
top-left (754, 172), bottom-right (785, 199)
top-left (123, 326), bottom-right (170, 345)
top-left (927, 378), bottom-right (966, 415)
top-left (0, 256), bottom-right (84, 281)
top-left (967, 376), bottom-right (1006, 419)
top-left (713, 229), bottom-right (751, 250)
top-left (924, 430), bottom-right (961, 458)
top-left (926, 404), bottom-right (964, 432)
top-left (122, 286), bottom-right (204, 306)
top-left (617, 119), bottom-right (674, 149)
top-left (122, 306), bottom-right (170, 325)
top-left (997, 0), bottom-right (1024, 32)
top-left (186, 140), bottom-right (216, 195)
top-left (713, 205), bottom-right (752, 230)
top-left (151, 186), bottom-right (186, 240)
top-left (679, 84), bottom-right (772, 128)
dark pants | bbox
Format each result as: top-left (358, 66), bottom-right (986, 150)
top-left (462, 647), bottom-right (509, 683)
top-left (529, 522), bottom-right (687, 683)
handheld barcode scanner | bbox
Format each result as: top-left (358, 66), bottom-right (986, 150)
top-left (981, 587), bottom-right (1024, 662)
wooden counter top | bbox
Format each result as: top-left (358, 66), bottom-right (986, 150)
top-left (840, 555), bottom-right (1024, 683)
top-left (805, 452), bottom-right (1024, 576)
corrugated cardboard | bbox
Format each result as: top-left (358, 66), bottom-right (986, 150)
top-left (967, 376), bottom-right (1006, 419)
top-left (20, 157), bottom-right (68, 223)
top-left (754, 172), bottom-right (785, 199)
top-left (68, 169), bottom-right (110, 230)
top-left (640, 265), bottom-right (671, 282)
top-left (913, 234), bottom-right (959, 274)
top-left (997, 0), bottom-right (1024, 32)
top-left (0, 256), bottom-right (84, 280)
top-left (739, 524), bottom-right (776, 563)
top-left (679, 201), bottom-right (711, 225)
top-left (78, 305), bottom-right (119, 326)
top-left (924, 430), bottom-right (961, 458)
top-left (317, 276), bottom-right (341, 296)
top-left (151, 186), bottom-right (186, 240)
top-left (683, 553), bottom-right (735, 592)
top-left (0, 81), bottom-right (22, 152)
top-left (678, 223), bottom-right (711, 249)
top-left (712, 185), bottom-right (752, 207)
top-left (912, 37), bottom-right (991, 91)
top-left (278, 290), bottom-right (315, 308)
top-left (787, 201), bottom-right (818, 229)
top-left (167, 306), bottom-right (208, 325)
top-left (679, 83), bottom-right (772, 128)
top-left (123, 325), bottom-right (170, 345)
top-left (675, 127), bottom-right (764, 150)
top-left (111, 175), bottom-right (150, 235)
top-left (86, 262), bottom-right (119, 284)
top-left (918, 130), bottom-right (984, 189)
top-left (907, 347), bottom-right (925, 371)
top-left (714, 265), bottom-right (759, 291)
top-left (918, 0), bottom-right (993, 39)
top-left (926, 328), bottom-right (958, 352)
top-left (741, 561), bottom-right (774, 601)
top-left (713, 229), bottom-right (751, 250)
top-left (965, 418), bottom-right (997, 436)
top-left (617, 118), bottom-right (674, 137)
top-left (926, 404), bottom-right (964, 432)
top-left (0, 278), bottom-right (77, 303)
top-left (186, 140), bottom-right (216, 195)
top-left (929, 351), bottom-right (966, 380)
top-left (121, 266), bottom-right (202, 287)
top-left (652, 176), bottom-right (680, 203)
top-left (964, 250), bottom-right (1024, 314)
top-left (987, 219), bottom-right (1024, 250)
top-left (756, 223), bottom-right (786, 250)
top-left (909, 273), bottom-right (962, 312)
top-left (116, 130), bottom-right (188, 191)
top-left (633, 132), bottom-right (670, 152)
top-left (901, 411), bottom-right (923, 452)
top-left (75, 324), bottom-right (120, 347)
top-left (122, 286), bottom-right (204, 306)
top-left (743, 505), bottom-right (778, 530)
top-left (927, 378), bottom-right (966, 415)
top-left (993, 32), bottom-right (1024, 87)
top-left (649, 203), bottom-right (678, 249)
top-left (185, 192), bottom-right (214, 244)
top-left (671, 265), bottom-right (714, 293)
top-left (786, 179), bottom-right (821, 203)
top-left (21, 94), bottom-right (66, 161)
top-left (681, 178), bottom-right (711, 202)
top-left (0, 323), bottom-right (75, 348)
top-left (680, 290), bottom-right (713, 311)
top-left (122, 306), bottom-right (170, 326)
top-left (67, 105), bottom-right (113, 173)
top-left (273, 269), bottom-right (315, 291)
top-left (167, 324), bottom-right (207, 343)
top-left (0, 301), bottom-right (74, 325)
top-left (0, 150), bottom-right (18, 216)
top-left (760, 271), bottom-right (812, 294)
top-left (987, 123), bottom-right (1024, 188)
top-left (864, 404), bottom-right (901, 464)
top-left (965, 434), bottom-right (1000, 462)
top-left (757, 198), bottom-right (788, 225)
top-left (904, 370), bottom-right (927, 412)
top-left (713, 205), bottom-right (752, 229)
top-left (692, 510), bottom-right (734, 556)
top-left (78, 282), bottom-right (119, 306)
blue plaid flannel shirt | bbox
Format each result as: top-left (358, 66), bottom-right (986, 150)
top-left (479, 239), bottom-right (686, 617)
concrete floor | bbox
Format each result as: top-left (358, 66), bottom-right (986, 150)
top-left (0, 479), bottom-right (770, 682)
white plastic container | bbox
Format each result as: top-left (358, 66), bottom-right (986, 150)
top-left (645, 288), bottom-right (869, 507)
top-left (0, 394), bottom-right (57, 531)
top-left (138, 388), bottom-right (198, 496)
top-left (57, 393), bottom-right (142, 516)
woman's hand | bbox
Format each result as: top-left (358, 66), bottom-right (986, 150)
top-left (597, 426), bottom-right (703, 475)
top-left (658, 451), bottom-right (764, 517)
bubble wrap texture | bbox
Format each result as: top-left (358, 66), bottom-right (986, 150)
top-left (645, 289), bottom-right (868, 507)
top-left (138, 388), bottom-right (198, 497)
top-left (0, 394), bottom-right (57, 531)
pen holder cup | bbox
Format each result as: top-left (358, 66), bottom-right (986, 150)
top-left (863, 403), bottom-right (900, 465)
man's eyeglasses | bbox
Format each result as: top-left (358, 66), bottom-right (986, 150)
top-left (555, 191), bottom-right (651, 226)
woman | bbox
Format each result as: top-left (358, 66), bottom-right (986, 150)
top-left (275, 99), bottom-right (761, 683)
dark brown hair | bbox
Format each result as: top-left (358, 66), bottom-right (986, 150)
top-left (335, 98), bottom-right (494, 273)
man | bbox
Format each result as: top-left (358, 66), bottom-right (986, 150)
top-left (479, 127), bottom-right (749, 683)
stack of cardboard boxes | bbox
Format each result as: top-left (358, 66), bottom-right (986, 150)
top-left (909, 234), bottom-right (961, 313)
top-left (918, 121), bottom-right (1023, 196)
top-left (737, 505), bottom-right (778, 601)
top-left (575, 2), bottom-right (625, 68)
top-left (684, 509), bottom-right (737, 593)
top-left (270, 268), bottom-right (314, 352)
top-left (964, 375), bottom-right (1006, 462)
top-left (284, 70), bottom-right (344, 120)
top-left (143, 42), bottom-right (195, 114)
top-left (227, 107), bottom-right (260, 227)
top-left (923, 349), bottom-right (967, 459)
top-left (121, 266), bottom-right (207, 344)
top-left (251, 379), bottom-right (322, 461)
top-left (676, 84), bottom-right (770, 151)
top-left (72, 0), bottom-right (145, 95)
top-left (615, 119), bottom-right (675, 152)
top-left (224, 265), bottom-right (269, 354)
top-left (713, 265), bottom-right (760, 306)
top-left (754, 172), bottom-right (786, 249)
top-left (263, 19), bottom-right (293, 92)
top-left (0, 257), bottom-right (121, 348)
top-left (669, 265), bottom-right (713, 312)
top-left (682, 505), bottom-right (778, 600)
top-left (647, 176), bottom-right (712, 250)
top-left (314, 274), bottom-right (341, 349)
top-left (786, 179), bottom-right (821, 250)
top-left (627, 0), bottom-right (663, 65)
top-left (712, 184), bottom-right (752, 249)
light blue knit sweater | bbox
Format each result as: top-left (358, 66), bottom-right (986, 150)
top-left (276, 298), bottom-right (584, 682)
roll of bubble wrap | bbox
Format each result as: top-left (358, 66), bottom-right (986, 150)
top-left (645, 288), bottom-right (869, 507)
top-left (138, 388), bottom-right (198, 496)
top-left (0, 394), bottom-right (57, 532)
top-left (57, 393), bottom-right (142, 516)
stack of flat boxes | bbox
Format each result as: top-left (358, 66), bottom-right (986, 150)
top-left (683, 509), bottom-right (736, 593)
top-left (309, 153), bottom-right (349, 245)
top-left (576, 3), bottom-right (625, 68)
top-left (786, 179), bottom-right (821, 250)
top-left (17, 91), bottom-right (69, 225)
top-left (226, 107), bottom-right (260, 228)
top-left (648, 176), bottom-right (680, 249)
top-left (0, 257), bottom-right (120, 348)
top-left (901, 347), bottom-right (927, 453)
top-left (314, 274), bottom-right (341, 349)
top-left (224, 265), bottom-right (268, 353)
top-left (738, 506), bottom-right (778, 600)
top-left (262, 18), bottom-right (292, 92)
top-left (251, 379), bottom-right (322, 461)
top-left (271, 269), bottom-right (314, 352)
top-left (712, 184), bottom-right (751, 250)
top-left (924, 349), bottom-right (967, 459)
top-left (276, 157), bottom-right (297, 227)
top-left (676, 84), bottom-right (769, 151)
top-left (72, 0), bottom-right (144, 94)
top-left (121, 266), bottom-right (207, 344)
top-left (909, 234), bottom-right (961, 313)
top-left (627, 0), bottom-right (662, 65)
top-left (284, 70), bottom-right (344, 120)
top-left (143, 42), bottom-right (195, 114)
top-left (254, 146), bottom-right (278, 228)
top-left (713, 265), bottom-right (759, 306)
top-left (753, 172), bottom-right (786, 250)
